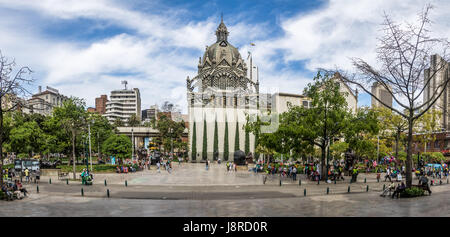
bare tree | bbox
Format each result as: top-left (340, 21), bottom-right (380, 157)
top-left (336, 5), bottom-right (450, 187)
top-left (0, 51), bottom-right (33, 185)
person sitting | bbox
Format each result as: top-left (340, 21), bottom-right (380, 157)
top-left (1, 184), bottom-right (13, 201)
top-left (381, 181), bottom-right (396, 197)
top-left (391, 182), bottom-right (406, 199)
top-left (16, 180), bottom-right (28, 197)
top-left (12, 182), bottom-right (23, 200)
top-left (116, 166), bottom-right (121, 173)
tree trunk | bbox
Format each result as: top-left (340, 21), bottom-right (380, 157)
top-left (406, 118), bottom-right (414, 188)
top-left (72, 130), bottom-right (76, 180)
top-left (395, 130), bottom-right (400, 159)
top-left (321, 144), bottom-right (326, 180)
top-left (0, 108), bottom-right (3, 187)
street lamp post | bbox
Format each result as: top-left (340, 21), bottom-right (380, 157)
top-left (169, 128), bottom-right (174, 159)
top-left (97, 132), bottom-right (100, 162)
top-left (377, 135), bottom-right (380, 164)
top-left (132, 128), bottom-right (135, 161)
top-left (88, 123), bottom-right (92, 171)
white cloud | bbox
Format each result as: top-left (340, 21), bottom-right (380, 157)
top-left (0, 0), bottom-right (448, 114)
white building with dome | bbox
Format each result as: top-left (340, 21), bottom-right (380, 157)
top-left (186, 19), bottom-right (264, 162)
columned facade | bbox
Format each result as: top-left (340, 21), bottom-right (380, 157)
top-left (186, 19), bottom-right (259, 162)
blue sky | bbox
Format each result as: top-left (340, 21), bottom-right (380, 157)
top-left (0, 0), bottom-right (448, 112)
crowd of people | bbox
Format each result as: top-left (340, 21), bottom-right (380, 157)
top-left (1, 180), bottom-right (28, 201)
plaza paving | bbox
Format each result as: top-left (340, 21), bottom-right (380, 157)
top-left (1, 163), bottom-right (449, 216)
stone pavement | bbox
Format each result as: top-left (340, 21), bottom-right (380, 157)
top-left (1, 163), bottom-right (449, 216)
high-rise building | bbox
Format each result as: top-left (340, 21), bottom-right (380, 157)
top-left (95, 95), bottom-right (108, 114)
top-left (371, 82), bottom-right (393, 109)
top-left (104, 87), bottom-right (141, 125)
top-left (423, 54), bottom-right (450, 130)
top-left (142, 104), bottom-right (159, 122)
top-left (23, 86), bottom-right (68, 116)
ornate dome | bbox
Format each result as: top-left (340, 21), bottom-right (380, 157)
top-left (187, 19), bottom-right (257, 93)
top-left (198, 19), bottom-right (246, 74)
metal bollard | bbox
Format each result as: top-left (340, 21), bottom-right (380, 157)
top-left (66, 179), bottom-right (69, 185)
top-left (299, 179), bottom-right (301, 186)
top-left (279, 180), bottom-right (282, 186)
top-left (317, 179), bottom-right (320, 185)
top-left (125, 180), bottom-right (128, 187)
top-left (81, 188), bottom-right (84, 196)
top-left (383, 184), bottom-right (386, 190)
top-left (364, 178), bottom-right (367, 183)
top-left (107, 189), bottom-right (110, 198)
top-left (36, 185), bottom-right (39, 193)
top-left (334, 180), bottom-right (336, 184)
top-left (304, 189), bottom-right (306, 196)
top-left (348, 186), bottom-right (350, 193)
top-left (366, 185), bottom-right (369, 192)
top-left (49, 178), bottom-right (51, 184)
top-left (327, 187), bottom-right (329, 195)
top-left (104, 180), bottom-right (107, 186)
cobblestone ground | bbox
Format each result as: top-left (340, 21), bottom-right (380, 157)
top-left (1, 163), bottom-right (449, 216)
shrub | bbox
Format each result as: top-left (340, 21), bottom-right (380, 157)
top-left (401, 187), bottom-right (425, 198)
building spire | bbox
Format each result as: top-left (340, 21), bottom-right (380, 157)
top-left (215, 15), bottom-right (229, 43)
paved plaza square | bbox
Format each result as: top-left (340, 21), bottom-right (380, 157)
top-left (1, 163), bottom-right (449, 217)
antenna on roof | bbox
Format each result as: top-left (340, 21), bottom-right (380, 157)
top-left (221, 12), bottom-right (223, 22)
top-left (121, 80), bottom-right (128, 90)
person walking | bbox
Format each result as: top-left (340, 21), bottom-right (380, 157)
top-left (292, 166), bottom-right (297, 181)
top-left (24, 168), bottom-right (30, 183)
top-left (157, 161), bottom-right (161, 173)
top-left (205, 160), bottom-right (209, 171)
top-left (384, 167), bottom-right (392, 182)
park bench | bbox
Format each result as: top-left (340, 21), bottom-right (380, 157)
top-left (58, 171), bottom-right (69, 180)
top-left (411, 184), bottom-right (432, 195)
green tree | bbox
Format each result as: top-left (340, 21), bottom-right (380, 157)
top-left (0, 51), bottom-right (33, 186)
top-left (245, 121), bottom-right (250, 155)
top-left (8, 120), bottom-right (44, 158)
top-left (86, 113), bottom-right (115, 160)
top-left (113, 117), bottom-right (124, 128)
top-left (52, 97), bottom-right (87, 179)
top-left (415, 109), bottom-right (442, 153)
top-left (127, 113), bottom-right (140, 127)
top-left (284, 72), bottom-right (350, 179)
top-left (224, 117), bottom-right (229, 161)
top-left (213, 117), bottom-right (218, 160)
top-left (339, 5), bottom-right (449, 187)
top-left (344, 107), bottom-right (380, 160)
top-left (102, 134), bottom-right (132, 164)
top-left (191, 121), bottom-right (197, 161)
top-left (202, 117), bottom-right (207, 160)
top-left (155, 112), bottom-right (185, 153)
top-left (330, 141), bottom-right (349, 160)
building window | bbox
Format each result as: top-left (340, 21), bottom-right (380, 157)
top-left (223, 96), bottom-right (226, 106)
top-left (234, 96), bottom-right (237, 107)
top-left (302, 101), bottom-right (308, 107)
